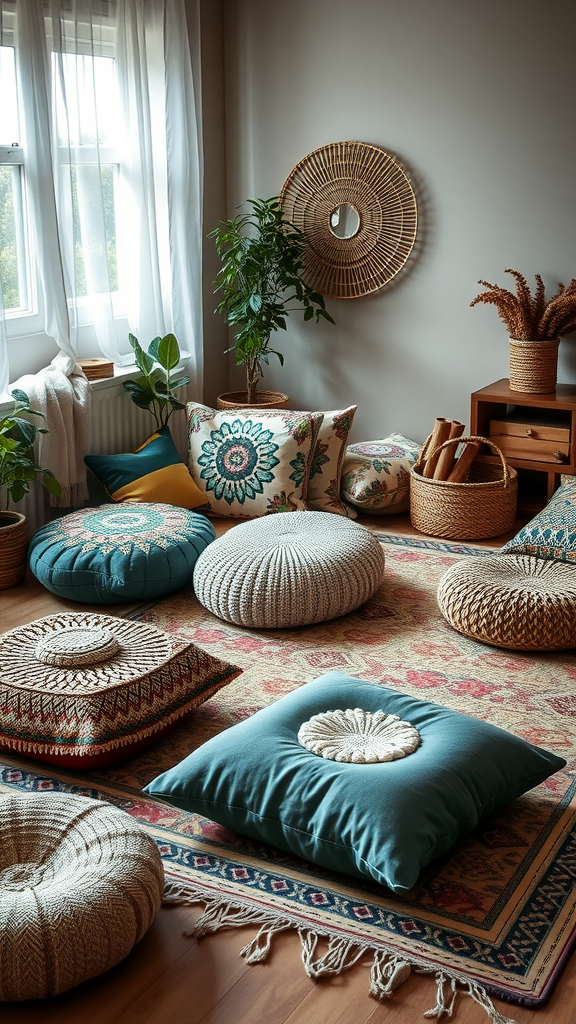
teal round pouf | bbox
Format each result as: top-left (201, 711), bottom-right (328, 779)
top-left (29, 503), bottom-right (216, 604)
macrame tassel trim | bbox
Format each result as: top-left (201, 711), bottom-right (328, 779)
top-left (162, 878), bottom-right (517, 1024)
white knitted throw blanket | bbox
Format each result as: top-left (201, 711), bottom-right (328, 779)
top-left (13, 364), bottom-right (92, 507)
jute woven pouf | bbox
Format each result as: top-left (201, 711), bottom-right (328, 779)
top-left (0, 792), bottom-right (164, 1001)
top-left (192, 511), bottom-right (385, 628)
top-left (437, 554), bottom-right (576, 651)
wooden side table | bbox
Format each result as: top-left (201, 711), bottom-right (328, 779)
top-left (470, 378), bottom-right (576, 511)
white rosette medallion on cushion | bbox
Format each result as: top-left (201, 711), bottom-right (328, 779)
top-left (0, 792), bottom-right (164, 1000)
top-left (298, 708), bottom-right (421, 763)
top-left (187, 403), bottom-right (324, 517)
top-left (341, 433), bottom-right (422, 514)
top-left (192, 510), bottom-right (385, 628)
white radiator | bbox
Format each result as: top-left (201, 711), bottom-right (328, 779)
top-left (11, 378), bottom-right (190, 536)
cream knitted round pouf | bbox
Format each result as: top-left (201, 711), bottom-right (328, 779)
top-left (0, 793), bottom-right (164, 1001)
top-left (192, 511), bottom-right (385, 628)
top-left (437, 554), bottom-right (576, 651)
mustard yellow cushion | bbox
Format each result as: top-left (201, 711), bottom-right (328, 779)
top-left (85, 427), bottom-right (208, 509)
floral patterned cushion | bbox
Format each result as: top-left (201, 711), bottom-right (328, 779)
top-left (306, 406), bottom-right (357, 517)
top-left (341, 434), bottom-right (422, 514)
top-left (186, 404), bottom-right (323, 518)
top-left (501, 475), bottom-right (576, 564)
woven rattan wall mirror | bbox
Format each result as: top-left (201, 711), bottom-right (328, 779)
top-left (280, 141), bottom-right (417, 299)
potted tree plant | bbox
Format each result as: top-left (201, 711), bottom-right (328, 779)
top-left (471, 269), bottom-right (576, 393)
top-left (210, 197), bottom-right (334, 407)
top-left (0, 389), bottom-right (61, 589)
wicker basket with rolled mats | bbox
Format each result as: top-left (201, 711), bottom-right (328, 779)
top-left (410, 424), bottom-right (518, 540)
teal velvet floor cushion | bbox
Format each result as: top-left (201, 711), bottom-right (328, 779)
top-left (144, 671), bottom-right (565, 894)
top-left (29, 503), bottom-right (216, 604)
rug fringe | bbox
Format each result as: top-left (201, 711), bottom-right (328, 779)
top-left (162, 878), bottom-right (516, 1024)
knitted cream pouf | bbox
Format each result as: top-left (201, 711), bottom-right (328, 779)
top-left (192, 511), bottom-right (385, 628)
top-left (437, 554), bottom-right (576, 651)
top-left (0, 792), bottom-right (164, 1001)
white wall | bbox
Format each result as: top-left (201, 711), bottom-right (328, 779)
top-left (218, 0), bottom-right (576, 444)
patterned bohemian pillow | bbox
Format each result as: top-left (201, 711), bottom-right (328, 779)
top-left (306, 406), bottom-right (357, 517)
top-left (187, 403), bottom-right (323, 518)
top-left (501, 475), bottom-right (576, 564)
top-left (341, 433), bottom-right (422, 514)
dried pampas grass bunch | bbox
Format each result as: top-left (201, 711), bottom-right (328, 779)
top-left (471, 269), bottom-right (576, 341)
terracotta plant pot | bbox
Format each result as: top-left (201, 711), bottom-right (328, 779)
top-left (0, 511), bottom-right (28, 589)
top-left (509, 337), bottom-right (559, 394)
top-left (216, 390), bottom-right (290, 410)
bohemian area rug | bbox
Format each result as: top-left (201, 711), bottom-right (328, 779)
top-left (2, 533), bottom-right (576, 1024)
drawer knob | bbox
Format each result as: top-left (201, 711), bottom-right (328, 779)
top-left (525, 428), bottom-right (534, 436)
top-left (554, 451), bottom-right (567, 463)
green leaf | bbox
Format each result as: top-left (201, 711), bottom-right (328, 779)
top-left (303, 306), bottom-right (314, 321)
top-left (148, 336), bottom-right (162, 363)
top-left (157, 333), bottom-right (180, 371)
top-left (168, 374), bottom-right (190, 390)
top-left (10, 388), bottom-right (29, 404)
top-left (129, 334), bottom-right (155, 375)
top-left (42, 470), bottom-right (62, 497)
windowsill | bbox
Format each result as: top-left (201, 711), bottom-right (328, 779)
top-left (0, 361), bottom-right (189, 412)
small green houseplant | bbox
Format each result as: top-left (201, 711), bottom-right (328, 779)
top-left (211, 197), bottom-right (334, 404)
top-left (122, 333), bottom-right (190, 428)
top-left (0, 389), bottom-right (61, 589)
top-left (0, 389), bottom-right (61, 510)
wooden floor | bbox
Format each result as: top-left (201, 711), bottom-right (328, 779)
top-left (1, 512), bottom-right (574, 1024)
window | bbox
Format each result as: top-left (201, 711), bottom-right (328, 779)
top-left (52, 51), bottom-right (120, 299)
top-left (0, 45), bottom-right (28, 314)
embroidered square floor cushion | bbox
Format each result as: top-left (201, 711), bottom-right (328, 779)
top-left (187, 403), bottom-right (323, 517)
top-left (501, 475), bottom-right (576, 564)
top-left (29, 503), bottom-right (215, 603)
top-left (84, 426), bottom-right (208, 510)
top-left (341, 434), bottom-right (422, 514)
top-left (145, 671), bottom-right (565, 894)
top-left (0, 611), bottom-right (242, 768)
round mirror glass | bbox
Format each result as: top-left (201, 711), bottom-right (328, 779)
top-left (329, 203), bottom-right (361, 239)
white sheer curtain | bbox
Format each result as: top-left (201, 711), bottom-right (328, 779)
top-left (0, 275), bottom-right (8, 400)
top-left (2, 0), bottom-right (203, 506)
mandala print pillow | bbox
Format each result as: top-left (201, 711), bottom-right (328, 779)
top-left (187, 404), bottom-right (324, 518)
top-left (306, 407), bottom-right (357, 517)
top-left (341, 433), bottom-right (422, 514)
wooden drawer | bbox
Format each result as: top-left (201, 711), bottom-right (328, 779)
top-left (489, 416), bottom-right (571, 464)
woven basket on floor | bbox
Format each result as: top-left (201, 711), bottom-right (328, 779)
top-left (410, 436), bottom-right (518, 540)
top-left (0, 512), bottom-right (28, 590)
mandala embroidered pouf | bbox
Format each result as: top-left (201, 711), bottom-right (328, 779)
top-left (192, 510), bottom-right (385, 628)
top-left (0, 611), bottom-right (241, 767)
top-left (437, 554), bottom-right (576, 651)
top-left (0, 792), bottom-right (164, 1000)
top-left (28, 502), bottom-right (216, 603)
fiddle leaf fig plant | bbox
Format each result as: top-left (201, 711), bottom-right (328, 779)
top-left (0, 389), bottom-right (62, 510)
top-left (122, 333), bottom-right (190, 429)
top-left (211, 197), bottom-right (335, 403)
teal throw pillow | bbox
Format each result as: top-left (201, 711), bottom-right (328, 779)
top-left (501, 475), bottom-right (576, 564)
top-left (144, 671), bottom-right (565, 893)
top-left (85, 426), bottom-right (209, 509)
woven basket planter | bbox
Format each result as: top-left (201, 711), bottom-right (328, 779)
top-left (216, 390), bottom-right (290, 410)
top-left (410, 436), bottom-right (518, 540)
top-left (0, 512), bottom-right (28, 590)
top-left (509, 337), bottom-right (559, 394)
